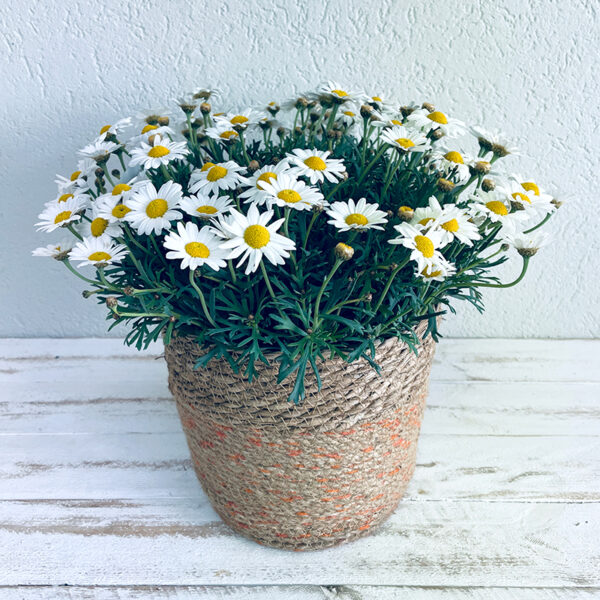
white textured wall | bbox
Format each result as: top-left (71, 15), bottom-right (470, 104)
top-left (1, 0), bottom-right (598, 338)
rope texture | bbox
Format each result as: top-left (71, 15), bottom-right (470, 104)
top-left (165, 324), bottom-right (436, 550)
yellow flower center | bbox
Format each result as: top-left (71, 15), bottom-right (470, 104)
top-left (112, 203), bottom-right (131, 219)
top-left (343, 110), bottom-right (355, 117)
top-left (399, 205), bottom-right (413, 211)
top-left (90, 217), bottom-right (109, 237)
top-left (148, 145), bottom-right (170, 158)
top-left (422, 266), bottom-right (442, 278)
top-left (88, 251), bottom-right (112, 262)
top-left (277, 189), bottom-right (302, 204)
top-left (146, 198), bottom-right (168, 218)
top-left (112, 183), bottom-right (131, 196)
top-left (100, 125), bottom-right (111, 135)
top-left (219, 130), bottom-right (238, 139)
top-left (196, 205), bottom-right (218, 215)
top-left (441, 218), bottom-right (459, 232)
top-left (58, 193), bottom-right (73, 203)
top-left (207, 165), bottom-right (227, 181)
top-left (185, 242), bottom-right (210, 258)
top-left (395, 138), bottom-right (415, 149)
top-left (331, 89), bottom-right (348, 97)
top-left (415, 235), bottom-right (435, 258)
top-left (70, 171), bottom-right (81, 181)
top-left (427, 111), bottom-right (448, 124)
top-left (444, 151), bottom-right (464, 164)
top-left (230, 115), bottom-right (249, 124)
top-left (391, 119), bottom-right (403, 125)
top-left (244, 224), bottom-right (271, 249)
top-left (54, 210), bottom-right (72, 224)
top-left (345, 213), bottom-right (368, 226)
top-left (256, 171), bottom-right (277, 188)
top-left (141, 124), bottom-right (158, 134)
top-left (485, 201), bottom-right (508, 215)
top-left (201, 162), bottom-right (216, 172)
top-left (419, 217), bottom-right (434, 226)
top-left (521, 182), bottom-right (540, 196)
top-left (372, 96), bottom-right (382, 102)
top-left (512, 192), bottom-right (531, 204)
top-left (303, 156), bottom-right (327, 171)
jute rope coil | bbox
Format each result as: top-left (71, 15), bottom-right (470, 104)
top-left (165, 323), bottom-right (436, 550)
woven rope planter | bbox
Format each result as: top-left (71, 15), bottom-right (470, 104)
top-left (165, 324), bottom-right (436, 550)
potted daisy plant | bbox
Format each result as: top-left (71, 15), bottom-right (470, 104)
top-left (34, 82), bottom-right (557, 549)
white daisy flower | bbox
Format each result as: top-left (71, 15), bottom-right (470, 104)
top-left (407, 108), bottom-right (466, 138)
top-left (98, 117), bottom-right (132, 139)
top-left (336, 107), bottom-right (360, 127)
top-left (286, 149), bottom-right (346, 184)
top-left (418, 256), bottom-right (456, 281)
top-left (501, 227), bottom-right (550, 257)
top-left (318, 81), bottom-right (365, 104)
top-left (55, 158), bottom-right (96, 193)
top-left (430, 148), bottom-right (472, 182)
top-left (214, 109), bottom-right (260, 129)
top-left (69, 237), bottom-right (128, 268)
top-left (180, 193), bottom-right (233, 219)
top-left (426, 198), bottom-right (481, 246)
top-left (498, 177), bottom-right (555, 218)
top-left (125, 181), bottom-right (183, 235)
top-left (95, 193), bottom-right (133, 224)
top-left (380, 125), bottom-right (430, 152)
top-left (217, 204), bottom-right (295, 275)
top-left (81, 206), bottom-right (122, 240)
top-left (372, 115), bottom-right (406, 129)
top-left (326, 197), bottom-right (388, 231)
top-left (388, 222), bottom-right (446, 272)
top-left (239, 162), bottom-right (291, 204)
top-left (32, 240), bottom-right (74, 259)
top-left (206, 122), bottom-right (241, 143)
top-left (36, 196), bottom-right (85, 232)
top-left (470, 126), bottom-right (520, 157)
top-left (367, 94), bottom-right (396, 113)
top-left (79, 139), bottom-right (120, 161)
top-left (188, 160), bottom-right (248, 196)
top-left (126, 124), bottom-right (176, 149)
top-left (256, 173), bottom-right (325, 211)
top-left (471, 190), bottom-right (528, 225)
top-left (129, 135), bottom-right (189, 170)
top-left (163, 221), bottom-right (228, 271)
top-left (47, 190), bottom-right (91, 210)
top-left (192, 87), bottom-right (222, 102)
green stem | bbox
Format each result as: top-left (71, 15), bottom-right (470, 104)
top-left (101, 164), bottom-right (115, 187)
top-left (63, 259), bottom-right (108, 288)
top-left (474, 256), bottom-right (530, 288)
top-left (357, 143), bottom-right (389, 186)
top-left (303, 211), bottom-right (320, 250)
top-left (238, 130), bottom-right (251, 165)
top-left (372, 259), bottom-right (409, 313)
top-left (228, 260), bottom-right (237, 284)
top-left (67, 224), bottom-right (83, 241)
top-left (188, 270), bottom-right (216, 326)
top-left (312, 259), bottom-right (343, 329)
top-left (260, 261), bottom-right (277, 301)
top-left (523, 212), bottom-right (552, 234)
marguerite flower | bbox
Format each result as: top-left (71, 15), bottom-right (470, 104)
top-left (217, 204), bottom-right (295, 274)
top-left (32, 240), bottom-right (73, 260)
top-left (129, 135), bottom-right (189, 170)
top-left (95, 193), bottom-right (133, 224)
top-left (81, 206), bottom-right (122, 240)
top-left (239, 162), bottom-right (291, 204)
top-left (418, 256), bottom-right (456, 281)
top-left (501, 228), bottom-right (550, 257)
top-left (256, 173), bottom-right (325, 211)
top-left (388, 222), bottom-right (446, 272)
top-left (206, 122), bottom-right (241, 143)
top-left (189, 160), bottom-right (248, 196)
top-left (430, 147), bottom-right (472, 182)
top-left (287, 149), bottom-right (346, 184)
top-left (163, 221), bottom-right (228, 271)
top-left (470, 126), bottom-right (519, 157)
top-left (69, 237), bottom-right (128, 268)
top-left (498, 177), bottom-right (555, 217)
top-left (125, 181), bottom-right (183, 235)
top-left (427, 198), bottom-right (481, 246)
top-left (407, 108), bottom-right (466, 138)
top-left (55, 158), bottom-right (96, 192)
top-left (98, 117), bottom-right (132, 139)
top-left (471, 190), bottom-right (527, 225)
top-left (79, 139), bottom-right (120, 161)
top-left (48, 190), bottom-right (91, 209)
top-left (318, 82), bottom-right (364, 104)
top-left (126, 124), bottom-right (175, 148)
top-left (380, 125), bottom-right (430, 152)
top-left (180, 193), bottom-right (233, 219)
top-left (326, 198), bottom-right (388, 231)
top-left (36, 196), bottom-right (84, 232)
top-left (214, 109), bottom-right (260, 129)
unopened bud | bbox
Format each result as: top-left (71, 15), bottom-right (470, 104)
top-left (248, 160), bottom-right (260, 173)
top-left (431, 129), bottom-right (445, 141)
top-left (472, 160), bottom-right (491, 175)
top-left (422, 102), bottom-right (435, 113)
top-left (82, 290), bottom-right (94, 298)
top-left (365, 293), bottom-right (373, 302)
top-left (295, 97), bottom-right (309, 110)
top-left (397, 206), bottom-right (414, 222)
top-left (360, 104), bottom-right (374, 118)
top-left (106, 297), bottom-right (118, 309)
top-left (200, 102), bottom-right (211, 115)
top-left (276, 126), bottom-right (286, 137)
top-left (551, 198), bottom-right (562, 208)
top-left (400, 105), bottom-right (416, 118)
top-left (500, 243), bottom-right (510, 252)
top-left (145, 114), bottom-right (160, 125)
top-left (334, 242), bottom-right (354, 261)
top-left (481, 178), bottom-right (496, 192)
top-left (437, 178), bottom-right (455, 192)
top-left (157, 116), bottom-right (170, 126)
top-left (169, 315), bottom-right (177, 323)
top-left (123, 286), bottom-right (134, 296)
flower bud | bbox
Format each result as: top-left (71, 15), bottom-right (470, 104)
top-left (397, 206), bottom-right (414, 222)
top-left (106, 297), bottom-right (118, 309)
top-left (551, 198), bottom-right (562, 209)
top-left (471, 160), bottom-right (491, 175)
top-left (437, 178), bottom-right (455, 192)
top-left (481, 178), bottom-right (496, 192)
top-left (334, 242), bottom-right (354, 261)
top-left (248, 160), bottom-right (260, 173)
top-left (82, 290), bottom-right (94, 298)
top-left (431, 128), bottom-right (445, 140)
top-left (200, 102), bottom-right (211, 115)
top-left (500, 243), bottom-right (510, 252)
top-left (400, 105), bottom-right (416, 118)
top-left (145, 114), bottom-right (160, 125)
top-left (295, 97), bottom-right (309, 110)
top-left (360, 104), bottom-right (374, 118)
top-left (123, 286), bottom-right (134, 296)
top-left (422, 102), bottom-right (435, 113)
top-left (157, 116), bottom-right (170, 126)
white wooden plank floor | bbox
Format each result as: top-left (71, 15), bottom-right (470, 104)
top-left (0, 338), bottom-right (599, 599)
